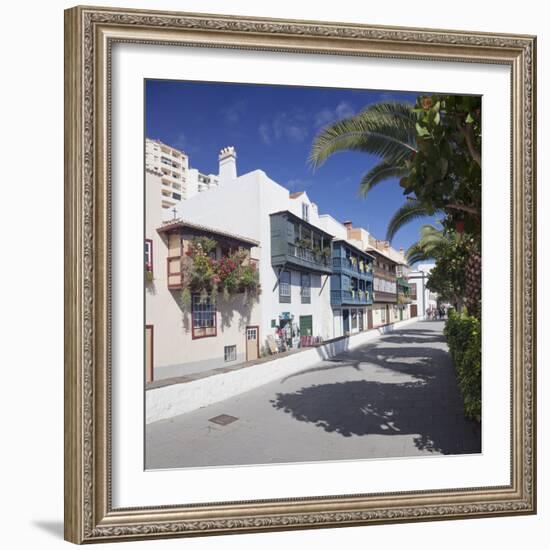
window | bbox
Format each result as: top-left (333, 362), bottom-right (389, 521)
top-left (301, 273), bottom-right (311, 304)
top-left (192, 295), bottom-right (217, 338)
top-left (279, 270), bottom-right (291, 303)
top-left (145, 239), bottom-right (153, 273)
top-left (302, 202), bottom-right (309, 221)
top-left (224, 345), bottom-right (237, 362)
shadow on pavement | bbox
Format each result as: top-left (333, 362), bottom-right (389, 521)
top-left (271, 338), bottom-right (481, 455)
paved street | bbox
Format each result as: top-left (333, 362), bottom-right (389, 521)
top-left (146, 320), bottom-right (481, 469)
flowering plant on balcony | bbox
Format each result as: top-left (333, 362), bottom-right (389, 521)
top-left (181, 237), bottom-right (261, 305)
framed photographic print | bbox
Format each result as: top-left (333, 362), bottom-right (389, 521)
top-left (64, 5), bottom-right (537, 544)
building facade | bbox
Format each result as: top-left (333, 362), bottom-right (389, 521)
top-left (369, 247), bottom-right (399, 326)
top-left (145, 170), bottom-right (261, 381)
top-left (145, 145), bottom-right (415, 381)
top-left (145, 138), bottom-right (219, 207)
top-left (408, 263), bottom-right (438, 318)
top-left (396, 261), bottom-right (413, 320)
top-left (329, 240), bottom-right (374, 336)
top-left (145, 138), bottom-right (189, 209)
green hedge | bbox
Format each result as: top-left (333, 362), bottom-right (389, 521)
top-left (444, 309), bottom-right (481, 421)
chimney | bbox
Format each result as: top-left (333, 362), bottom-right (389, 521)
top-left (343, 220), bottom-right (353, 230)
top-left (218, 146), bottom-right (237, 183)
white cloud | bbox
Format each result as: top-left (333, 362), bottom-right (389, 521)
top-left (286, 125), bottom-right (309, 143)
top-left (258, 110), bottom-right (310, 146)
top-left (221, 100), bottom-right (246, 124)
top-left (314, 101), bottom-right (355, 128)
top-left (258, 123), bottom-right (272, 145)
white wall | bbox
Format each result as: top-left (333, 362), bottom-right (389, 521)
top-left (1, 2), bottom-right (547, 550)
top-left (318, 213), bottom-right (348, 239)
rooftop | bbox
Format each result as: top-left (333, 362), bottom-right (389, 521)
top-left (158, 218), bottom-right (259, 247)
top-left (269, 210), bottom-right (335, 239)
top-left (333, 238), bottom-right (375, 260)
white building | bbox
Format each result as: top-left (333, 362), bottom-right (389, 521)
top-left (145, 138), bottom-right (219, 208)
top-left (408, 263), bottom-right (438, 318)
top-left (174, 148), bottom-right (336, 354)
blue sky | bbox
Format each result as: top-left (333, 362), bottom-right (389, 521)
top-left (145, 80), bottom-right (438, 252)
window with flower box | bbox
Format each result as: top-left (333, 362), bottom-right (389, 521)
top-left (192, 294), bottom-right (217, 339)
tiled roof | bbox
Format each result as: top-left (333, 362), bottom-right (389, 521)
top-left (157, 218), bottom-right (259, 246)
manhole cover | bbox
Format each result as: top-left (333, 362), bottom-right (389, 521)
top-left (208, 414), bottom-right (238, 426)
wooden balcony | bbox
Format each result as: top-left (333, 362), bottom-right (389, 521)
top-left (331, 289), bottom-right (372, 307)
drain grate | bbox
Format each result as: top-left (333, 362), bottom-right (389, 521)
top-left (208, 414), bottom-right (239, 426)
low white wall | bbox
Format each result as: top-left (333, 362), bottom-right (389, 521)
top-left (146, 317), bottom-right (419, 424)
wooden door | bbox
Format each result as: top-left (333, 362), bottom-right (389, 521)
top-left (145, 325), bottom-right (154, 383)
top-left (367, 308), bottom-right (373, 329)
top-left (410, 304), bottom-right (418, 317)
top-left (246, 326), bottom-right (259, 361)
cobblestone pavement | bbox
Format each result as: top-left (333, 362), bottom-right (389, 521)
top-left (146, 320), bottom-right (481, 469)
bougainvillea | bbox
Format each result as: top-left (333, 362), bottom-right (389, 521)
top-left (181, 238), bottom-right (261, 306)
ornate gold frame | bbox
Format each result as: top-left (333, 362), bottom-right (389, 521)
top-left (64, 5), bottom-right (537, 544)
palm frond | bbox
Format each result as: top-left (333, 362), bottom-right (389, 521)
top-left (386, 200), bottom-right (439, 243)
top-left (309, 101), bottom-right (417, 169)
top-left (358, 161), bottom-right (409, 197)
top-left (406, 244), bottom-right (432, 265)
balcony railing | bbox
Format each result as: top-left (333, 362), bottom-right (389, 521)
top-left (332, 257), bottom-right (373, 278)
top-left (284, 243), bottom-right (332, 273)
top-left (373, 290), bottom-right (397, 303)
top-left (331, 289), bottom-right (372, 306)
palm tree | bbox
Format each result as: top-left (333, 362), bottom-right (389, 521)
top-left (309, 101), bottom-right (437, 240)
top-left (309, 101), bottom-right (416, 197)
top-left (309, 99), bottom-right (480, 242)
top-left (386, 200), bottom-right (443, 243)
top-left (406, 224), bottom-right (481, 316)
top-left (405, 224), bottom-right (449, 264)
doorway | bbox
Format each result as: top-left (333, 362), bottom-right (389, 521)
top-left (246, 326), bottom-right (259, 361)
top-left (343, 309), bottom-right (350, 334)
top-left (299, 315), bottom-right (313, 337)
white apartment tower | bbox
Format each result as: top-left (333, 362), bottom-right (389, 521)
top-left (145, 138), bottom-right (219, 207)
